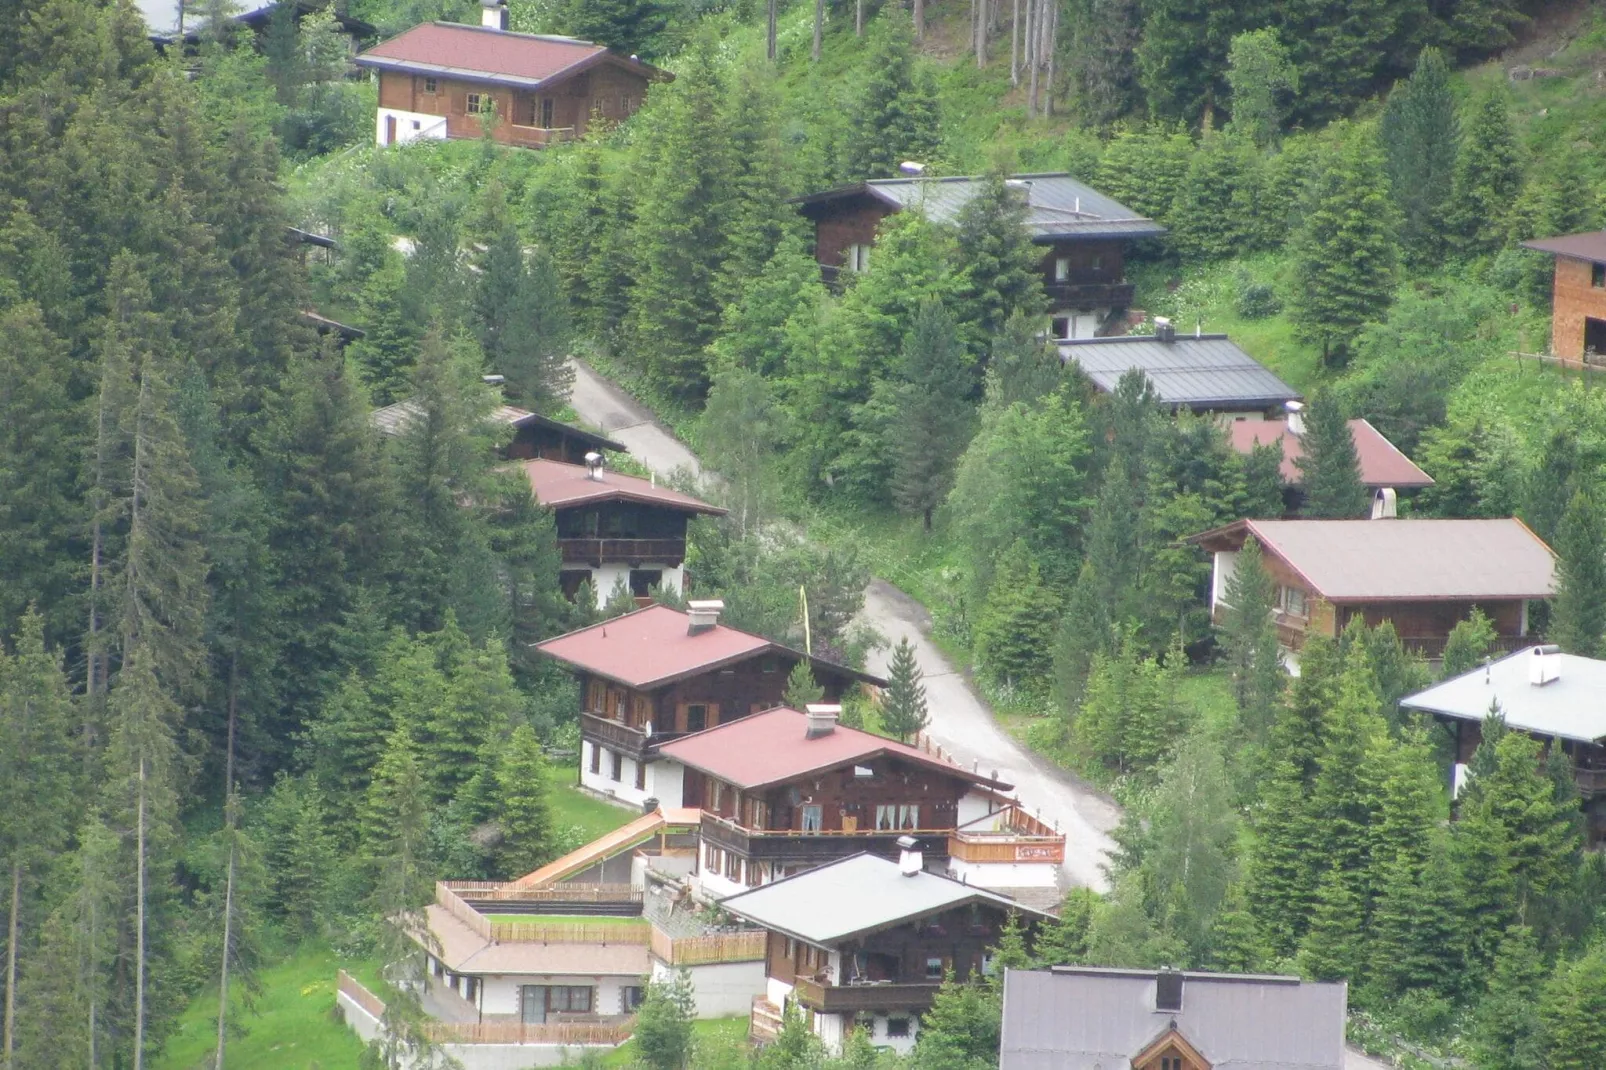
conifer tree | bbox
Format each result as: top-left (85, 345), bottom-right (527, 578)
top-left (360, 726), bottom-right (434, 913)
top-left (426, 634), bottom-right (524, 804)
top-left (891, 300), bottom-right (976, 530)
top-left (880, 637), bottom-right (930, 742)
top-left (709, 234), bottom-right (825, 378)
top-left (717, 63), bottom-right (794, 309)
top-left (783, 661), bottom-right (825, 709)
top-left (1288, 128), bottom-right (1398, 366)
top-left (974, 541), bottom-right (1060, 694)
top-left (1036, 887), bottom-right (1096, 965)
top-left (953, 172), bottom-right (1046, 342)
top-left (203, 793), bottom-right (268, 1070)
top-left (842, 17), bottom-right (940, 180)
top-left (634, 970), bottom-right (695, 1070)
top-left (495, 724), bottom-right (555, 879)
top-left (1540, 943), bottom-right (1606, 1070)
top-left (911, 970), bottom-right (1002, 1069)
top-left (1551, 487), bottom-right (1606, 658)
top-left (984, 310), bottom-right (1062, 408)
top-left (1217, 536), bottom-right (1283, 738)
top-left (1168, 135), bottom-right (1263, 260)
top-left (1468, 925), bottom-right (1546, 1070)
top-left (1380, 48), bottom-right (1459, 264)
top-left (1442, 608), bottom-right (1497, 678)
top-left (1297, 391), bottom-right (1369, 518)
top-left (500, 247), bottom-right (573, 413)
top-left (258, 775), bottom-right (336, 941)
top-left (1094, 126), bottom-right (1194, 225)
top-left (1246, 753), bottom-right (1321, 956)
top-left (1297, 865), bottom-right (1366, 984)
top-left (1448, 92), bottom-right (1523, 256)
top-left (1368, 833), bottom-right (1463, 998)
top-left (348, 262), bottom-right (420, 406)
top-left (1206, 883), bottom-right (1269, 972)
top-left (1308, 648), bottom-right (1389, 884)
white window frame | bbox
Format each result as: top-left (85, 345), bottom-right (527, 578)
top-left (1054, 257), bottom-right (1071, 282)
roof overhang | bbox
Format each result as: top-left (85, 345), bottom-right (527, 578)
top-left (534, 635), bottom-right (884, 692)
top-left (355, 45), bottom-right (668, 92)
top-left (663, 731), bottom-right (1011, 793)
top-left (538, 485), bottom-right (727, 515)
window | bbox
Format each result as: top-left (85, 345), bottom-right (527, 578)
top-left (630, 569), bottom-right (663, 597)
top-left (705, 842), bottom-right (721, 871)
top-left (981, 952), bottom-right (996, 976)
top-left (635, 761), bottom-right (647, 791)
top-left (1051, 315), bottom-right (1071, 340)
top-left (875, 804), bottom-right (897, 831)
top-left (801, 805), bottom-right (823, 832)
top-left (622, 986), bottom-right (646, 1012)
top-left (898, 804), bottom-right (920, 829)
top-left (1089, 254), bottom-right (1102, 271)
top-left (925, 957), bottom-right (945, 979)
top-left (466, 92), bottom-right (485, 115)
top-left (548, 986), bottom-right (593, 1013)
top-left (1054, 257), bottom-right (1071, 282)
top-left (1280, 585), bottom-right (1307, 618)
top-left (686, 704), bottom-right (708, 733)
top-left (423, 76), bottom-right (438, 93)
top-left (886, 1018), bottom-right (911, 1038)
top-left (709, 779), bottom-right (723, 810)
top-left (761, 656), bottom-right (778, 674)
top-left (411, 120), bottom-right (420, 130)
top-left (1594, 263), bottom-right (1605, 288)
top-left (610, 750), bottom-right (622, 782)
top-left (1161, 1058), bottom-right (1184, 1070)
top-left (620, 95), bottom-right (631, 115)
top-left (541, 97), bottom-right (554, 128)
top-left (589, 744), bottom-right (601, 775)
top-left (846, 243), bottom-right (870, 273)
top-left (725, 851), bottom-right (740, 879)
top-left (853, 765), bottom-right (874, 779)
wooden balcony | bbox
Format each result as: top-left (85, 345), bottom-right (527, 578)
top-left (1043, 280), bottom-right (1135, 309)
top-left (581, 712), bottom-right (654, 762)
top-left (792, 977), bottom-right (941, 1014)
top-left (558, 537), bottom-right (687, 567)
top-left (701, 814), bottom-right (949, 866)
top-left (504, 123), bottom-right (575, 148)
top-left (1395, 634), bottom-right (1533, 660)
top-left (1575, 767), bottom-right (1606, 798)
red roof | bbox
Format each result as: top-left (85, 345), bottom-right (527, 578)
top-left (355, 22), bottom-right (664, 88)
top-left (534, 605), bottom-right (884, 690)
top-left (518, 458), bottom-right (725, 515)
top-left (1227, 418), bottom-right (1434, 489)
top-left (657, 707), bottom-right (1009, 791)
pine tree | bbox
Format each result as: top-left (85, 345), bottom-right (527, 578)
top-left (1447, 92), bottom-right (1523, 256)
top-left (0, 609), bottom-right (76, 1065)
top-left (1368, 833), bottom-right (1463, 998)
top-left (348, 262), bottom-right (420, 406)
top-left (974, 541), bottom-right (1060, 694)
top-left (1381, 48), bottom-right (1459, 265)
top-left (1551, 487), bottom-right (1606, 658)
top-left (1206, 882), bottom-right (1269, 972)
top-left (911, 971), bottom-right (1002, 1070)
top-left (1288, 127), bottom-right (1399, 366)
top-left (891, 300), bottom-right (976, 529)
top-left (1297, 390), bottom-right (1369, 517)
top-left (1468, 925), bottom-right (1546, 1070)
top-left (495, 724), bottom-right (555, 879)
top-left (258, 774), bottom-right (337, 942)
top-left (1036, 887), bottom-right (1097, 965)
top-left (953, 172), bottom-right (1046, 341)
top-left (1297, 865), bottom-right (1366, 984)
top-left (1094, 126), bottom-right (1194, 226)
top-left (500, 247), bottom-right (573, 413)
top-left (1540, 943), bottom-right (1606, 1070)
top-left (783, 661), bottom-right (825, 709)
top-left (842, 16), bottom-right (941, 180)
top-left (984, 310), bottom-right (1062, 407)
top-left (880, 637), bottom-right (930, 742)
top-left (1217, 536), bottom-right (1284, 739)
top-left (1442, 609), bottom-right (1498, 678)
top-left (716, 63), bottom-right (794, 310)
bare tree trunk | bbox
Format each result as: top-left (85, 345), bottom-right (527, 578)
top-left (1024, 0), bottom-right (1037, 116)
top-left (213, 828), bottom-right (235, 1070)
top-left (4, 862), bottom-right (19, 1070)
top-left (855, 0), bottom-right (863, 36)
top-left (975, 0), bottom-right (987, 66)
top-left (812, 0), bottom-right (823, 60)
top-left (1044, 0), bottom-right (1058, 115)
top-left (1010, 0), bottom-right (1020, 86)
top-left (133, 756), bottom-right (146, 1070)
top-left (224, 652), bottom-right (238, 805)
top-left (766, 0), bottom-right (777, 59)
top-left (913, 0), bottom-right (923, 40)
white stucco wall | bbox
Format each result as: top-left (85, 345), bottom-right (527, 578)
top-left (1212, 549), bottom-right (1240, 611)
top-left (814, 1010), bottom-right (847, 1052)
top-left (860, 1012), bottom-right (920, 1054)
top-left (947, 857), bottom-right (1061, 888)
top-left (765, 976), bottom-right (795, 1008)
top-left (579, 745), bottom-right (653, 808)
top-left (957, 790), bottom-right (997, 826)
top-left (479, 973), bottom-right (644, 1019)
top-left (588, 563), bottom-right (685, 608)
top-left (698, 865), bottom-right (747, 900)
top-left (340, 988), bottom-right (626, 1069)
top-left (648, 959), bottom-right (767, 1018)
top-left (374, 107), bottom-right (448, 146)
top-left (648, 760), bottom-right (685, 808)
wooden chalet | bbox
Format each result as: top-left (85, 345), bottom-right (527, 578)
top-left (355, 2), bottom-right (669, 148)
top-left (794, 173), bottom-right (1164, 340)
top-left (535, 604), bottom-right (886, 808)
top-left (1191, 518), bottom-right (1555, 663)
top-left (724, 848), bottom-right (1051, 1054)
top-left (1226, 406), bottom-right (1433, 514)
top-left (999, 967), bottom-right (1346, 1070)
top-left (1521, 230), bottom-right (1606, 360)
top-left (1402, 645), bottom-right (1606, 844)
top-left (371, 398), bottom-right (625, 464)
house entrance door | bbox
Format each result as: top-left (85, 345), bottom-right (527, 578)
top-left (520, 985), bottom-right (549, 1023)
top-left (1586, 317), bottom-right (1606, 358)
top-left (384, 115), bottom-right (397, 144)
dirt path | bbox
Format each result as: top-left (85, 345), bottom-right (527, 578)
top-left (565, 360), bottom-right (1120, 890)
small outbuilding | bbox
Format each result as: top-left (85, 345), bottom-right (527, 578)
top-left (1521, 230), bottom-right (1606, 360)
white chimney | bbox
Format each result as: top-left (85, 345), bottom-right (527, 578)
top-left (1531, 644), bottom-right (1562, 687)
top-left (686, 599), bottom-right (724, 635)
top-left (481, 0), bottom-right (509, 29)
top-left (1371, 487), bottom-right (1398, 520)
top-left (1154, 316), bottom-right (1176, 343)
top-left (1284, 400), bottom-right (1305, 436)
top-left (896, 835), bottom-right (922, 877)
top-left (584, 451), bottom-right (604, 481)
top-left (804, 703), bottom-right (840, 739)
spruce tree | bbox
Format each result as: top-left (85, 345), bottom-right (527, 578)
top-left (1468, 925), bottom-right (1546, 1070)
top-left (1308, 648), bottom-right (1389, 884)
top-left (1551, 487), bottom-right (1606, 658)
top-left (1381, 48), bottom-right (1459, 265)
top-left (1297, 865), bottom-right (1366, 984)
top-left (891, 300), bottom-right (976, 530)
top-left (495, 724), bottom-right (555, 879)
top-left (1296, 390), bottom-right (1369, 518)
top-left (500, 247), bottom-right (573, 413)
top-left (974, 540), bottom-right (1061, 695)
top-left (1442, 609), bottom-right (1497, 678)
top-left (634, 971), bottom-right (696, 1070)
top-left (1168, 135), bottom-right (1263, 261)
top-left (1206, 882), bottom-right (1269, 973)
top-left (709, 234), bottom-right (825, 378)
top-left (258, 775), bottom-right (337, 942)
top-left (880, 637), bottom-right (930, 742)
top-left (783, 661), bottom-right (825, 709)
top-left (842, 16), bottom-right (940, 180)
top-left (1246, 753), bottom-right (1321, 956)
top-left (1540, 943), bottom-right (1606, 1070)
top-left (1287, 127), bottom-right (1398, 366)
top-left (1447, 92), bottom-right (1523, 256)
top-left (1218, 536), bottom-right (1284, 738)
top-left (985, 310), bottom-right (1062, 407)
top-left (1094, 126), bottom-right (1194, 225)
top-left (716, 63), bottom-right (793, 310)
top-left (953, 172), bottom-right (1046, 342)
top-left (1368, 832), bottom-right (1463, 999)
top-left (1036, 887), bottom-right (1096, 965)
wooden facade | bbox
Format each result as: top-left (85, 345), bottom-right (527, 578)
top-left (376, 63), bottom-right (649, 147)
top-left (1549, 255), bottom-right (1606, 361)
top-left (556, 504), bottom-right (691, 569)
top-left (1446, 717), bottom-right (1606, 844)
top-left (504, 422), bottom-right (618, 464)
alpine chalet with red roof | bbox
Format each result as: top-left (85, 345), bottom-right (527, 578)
top-left (355, 0), bottom-right (670, 148)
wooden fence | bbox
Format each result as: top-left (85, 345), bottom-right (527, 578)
top-left (650, 927), bottom-right (766, 965)
top-left (487, 919), bottom-right (651, 945)
top-left (443, 881), bottom-right (642, 904)
top-left (338, 969), bottom-right (388, 1020)
top-left (436, 882), bottom-right (493, 941)
top-left (420, 1018), bottom-right (637, 1045)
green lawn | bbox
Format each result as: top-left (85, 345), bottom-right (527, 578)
top-left (154, 945), bottom-right (373, 1070)
top-left (602, 1016), bottom-right (750, 1067)
top-left (548, 764), bottom-right (640, 841)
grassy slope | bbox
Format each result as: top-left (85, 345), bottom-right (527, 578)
top-left (548, 763), bottom-right (643, 840)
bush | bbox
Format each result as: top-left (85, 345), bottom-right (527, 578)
top-left (1237, 282), bottom-right (1282, 319)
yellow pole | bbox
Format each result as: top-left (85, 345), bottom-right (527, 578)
top-left (799, 585), bottom-right (812, 655)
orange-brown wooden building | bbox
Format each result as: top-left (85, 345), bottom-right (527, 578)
top-left (355, 3), bottom-right (668, 149)
top-left (1522, 230), bottom-right (1606, 360)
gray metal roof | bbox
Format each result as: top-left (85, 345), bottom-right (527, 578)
top-left (370, 400), bottom-right (624, 451)
top-left (858, 173), bottom-right (1165, 242)
top-left (1059, 334), bottom-right (1300, 411)
top-left (1000, 967), bottom-right (1346, 1070)
top-left (1402, 647), bottom-right (1606, 743)
top-left (717, 854), bottom-right (1047, 947)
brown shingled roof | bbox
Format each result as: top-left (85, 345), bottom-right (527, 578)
top-left (1227, 417), bottom-right (1434, 489)
top-left (657, 707), bottom-right (1010, 791)
top-left (534, 605), bottom-right (885, 690)
top-left (1189, 518), bottom-right (1556, 603)
top-left (518, 458), bottom-right (725, 515)
top-left (355, 22), bottom-right (666, 88)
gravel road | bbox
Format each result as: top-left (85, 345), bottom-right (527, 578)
top-left (565, 359), bottom-right (1121, 890)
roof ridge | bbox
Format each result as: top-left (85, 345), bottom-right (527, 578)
top-left (426, 20), bottom-right (599, 45)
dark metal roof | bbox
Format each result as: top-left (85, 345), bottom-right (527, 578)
top-left (1059, 334), bottom-right (1300, 411)
top-left (1521, 231), bottom-right (1606, 264)
top-left (287, 226), bottom-right (337, 249)
top-left (795, 173), bottom-right (1166, 243)
top-left (1000, 967), bottom-right (1346, 1070)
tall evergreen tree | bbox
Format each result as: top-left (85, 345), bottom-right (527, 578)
top-left (1540, 942), bottom-right (1606, 1070)
top-left (953, 172), bottom-right (1046, 343)
top-left (494, 724), bottom-right (555, 879)
top-left (1442, 608), bottom-right (1497, 678)
top-left (974, 540), bottom-right (1061, 694)
top-left (880, 637), bottom-right (930, 742)
top-left (783, 661), bottom-right (824, 709)
top-left (841, 16), bottom-right (941, 180)
top-left (1288, 128), bottom-right (1399, 366)
top-left (1296, 391), bottom-right (1369, 518)
top-left (1381, 48), bottom-right (1459, 265)
top-left (1217, 536), bottom-right (1284, 739)
top-left (716, 63), bottom-right (794, 309)
top-left (1447, 91), bottom-right (1523, 256)
top-left (1168, 135), bottom-right (1263, 261)
top-left (891, 300), bottom-right (976, 529)
top-left (1468, 925), bottom-right (1546, 1070)
top-left (1297, 864), bottom-right (1366, 984)
top-left (1551, 487), bottom-right (1606, 658)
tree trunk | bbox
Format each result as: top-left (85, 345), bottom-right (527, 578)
top-left (1010, 0), bottom-right (1020, 86)
top-left (766, 0), bottom-right (777, 59)
top-left (975, 0), bottom-right (987, 66)
top-left (1024, 0), bottom-right (1037, 117)
top-left (855, 0), bottom-right (863, 36)
top-left (133, 756), bottom-right (146, 1070)
top-left (913, 0), bottom-right (923, 40)
top-left (812, 0), bottom-right (823, 61)
top-left (214, 833), bottom-right (235, 1070)
top-left (224, 650), bottom-right (238, 804)
top-left (3, 862), bottom-right (19, 1070)
top-left (1044, 0), bottom-right (1058, 115)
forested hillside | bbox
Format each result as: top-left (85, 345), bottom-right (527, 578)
top-left (7, 0), bottom-right (1606, 1064)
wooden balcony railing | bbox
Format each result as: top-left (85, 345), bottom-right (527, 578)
top-left (701, 814), bottom-right (950, 864)
top-left (504, 123), bottom-right (576, 149)
top-left (792, 977), bottom-right (942, 1013)
top-left (445, 881), bottom-right (641, 905)
top-left (558, 537), bottom-right (687, 566)
top-left (581, 712), bottom-right (654, 761)
top-left (1397, 634), bottom-right (1533, 660)
top-left (1043, 280), bottom-right (1135, 309)
top-left (650, 926), bottom-right (766, 965)
top-left (422, 1017), bottom-right (635, 1045)
top-left (948, 832), bottom-right (1065, 864)
top-left (1575, 767), bottom-right (1606, 797)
